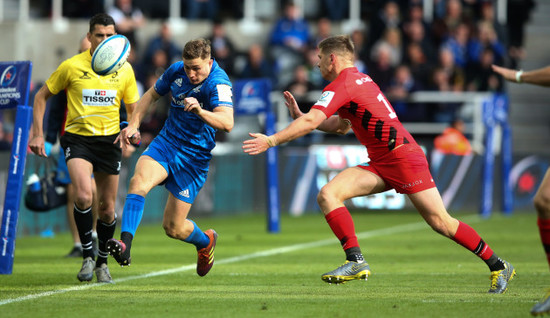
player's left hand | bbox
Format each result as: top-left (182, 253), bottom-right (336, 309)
top-left (242, 133), bottom-right (276, 155)
top-left (283, 91), bottom-right (303, 120)
top-left (183, 97), bottom-right (202, 115)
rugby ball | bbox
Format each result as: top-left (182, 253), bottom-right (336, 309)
top-left (91, 35), bottom-right (130, 76)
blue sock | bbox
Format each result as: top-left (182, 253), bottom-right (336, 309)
top-left (183, 220), bottom-right (210, 249)
top-left (121, 194), bottom-right (145, 236)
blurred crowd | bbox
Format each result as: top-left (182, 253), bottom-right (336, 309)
top-left (0, 0), bottom-right (537, 150)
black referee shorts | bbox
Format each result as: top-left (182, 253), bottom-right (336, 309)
top-left (60, 132), bottom-right (122, 175)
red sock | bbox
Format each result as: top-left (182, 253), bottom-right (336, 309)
top-left (452, 221), bottom-right (494, 261)
top-left (325, 207), bottom-right (359, 250)
top-left (537, 218), bottom-right (550, 269)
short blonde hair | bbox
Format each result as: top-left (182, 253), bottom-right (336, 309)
top-left (183, 38), bottom-right (211, 60)
top-left (318, 35), bottom-right (355, 57)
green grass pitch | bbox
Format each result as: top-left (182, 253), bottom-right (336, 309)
top-left (0, 210), bottom-right (545, 317)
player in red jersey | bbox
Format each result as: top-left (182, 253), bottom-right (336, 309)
top-left (492, 63), bottom-right (550, 314)
top-left (243, 35), bottom-right (515, 292)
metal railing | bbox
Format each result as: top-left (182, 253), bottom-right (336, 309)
top-left (271, 90), bottom-right (494, 154)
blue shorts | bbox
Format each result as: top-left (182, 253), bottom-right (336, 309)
top-left (142, 136), bottom-right (209, 204)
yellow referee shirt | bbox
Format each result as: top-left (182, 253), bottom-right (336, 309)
top-left (45, 49), bottom-right (140, 136)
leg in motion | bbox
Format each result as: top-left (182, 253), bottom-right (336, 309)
top-left (316, 167), bottom-right (385, 284)
top-left (409, 187), bottom-right (515, 294)
top-left (163, 194), bottom-right (217, 277)
top-left (531, 170), bottom-right (550, 315)
top-left (107, 155), bottom-right (167, 266)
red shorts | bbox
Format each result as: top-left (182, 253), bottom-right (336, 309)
top-left (358, 144), bottom-right (435, 194)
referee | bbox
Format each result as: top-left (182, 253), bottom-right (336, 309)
top-left (29, 13), bottom-right (140, 283)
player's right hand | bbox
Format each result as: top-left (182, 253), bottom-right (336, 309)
top-left (29, 135), bottom-right (47, 157)
top-left (491, 64), bottom-right (516, 82)
top-left (115, 124), bottom-right (139, 150)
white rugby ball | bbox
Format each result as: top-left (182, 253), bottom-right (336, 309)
top-left (91, 35), bottom-right (131, 76)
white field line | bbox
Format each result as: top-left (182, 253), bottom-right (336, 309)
top-left (0, 215), bottom-right (480, 306)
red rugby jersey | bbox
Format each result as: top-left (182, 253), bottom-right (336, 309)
top-left (311, 67), bottom-right (417, 161)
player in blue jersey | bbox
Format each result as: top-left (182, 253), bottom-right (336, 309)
top-left (107, 38), bottom-right (234, 277)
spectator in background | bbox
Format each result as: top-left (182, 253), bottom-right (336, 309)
top-left (269, 1), bottom-right (310, 88)
top-left (432, 0), bottom-right (468, 47)
top-left (127, 44), bottom-right (145, 95)
top-left (284, 65), bottom-right (315, 113)
top-left (442, 22), bottom-right (471, 69)
top-left (467, 47), bottom-right (503, 92)
top-left (184, 0), bottom-right (219, 21)
top-left (437, 46), bottom-right (466, 92)
top-left (367, 42), bottom-right (395, 91)
top-left (350, 29), bottom-right (369, 68)
top-left (402, 19), bottom-right (436, 63)
top-left (366, 1), bottom-right (401, 53)
top-left (206, 19), bottom-right (237, 78)
top-left (468, 21), bottom-right (506, 68)
top-left (401, 2), bottom-right (431, 39)
top-left (269, 1), bottom-right (310, 54)
top-left (107, 0), bottom-right (146, 50)
top-left (321, 0), bottom-right (348, 21)
top-left (404, 42), bottom-right (433, 89)
top-left (428, 66), bottom-right (461, 122)
top-left (370, 27), bottom-right (403, 68)
top-left (507, 0), bottom-right (535, 68)
top-left (386, 65), bottom-right (425, 122)
top-left (478, 1), bottom-right (507, 48)
top-left (310, 18), bottom-right (333, 48)
top-left (434, 118), bottom-right (472, 155)
top-left (238, 44), bottom-right (277, 87)
top-left (304, 47), bottom-right (326, 90)
top-left (142, 22), bottom-right (182, 73)
top-left (142, 49), bottom-right (170, 84)
top-left (137, 72), bottom-right (170, 147)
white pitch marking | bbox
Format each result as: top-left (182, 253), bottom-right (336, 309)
top-left (0, 215), bottom-right (480, 306)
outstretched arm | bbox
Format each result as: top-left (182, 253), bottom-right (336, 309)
top-left (242, 108), bottom-right (327, 155)
top-left (492, 64), bottom-right (550, 87)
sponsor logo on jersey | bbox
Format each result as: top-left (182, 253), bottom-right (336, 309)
top-left (80, 71), bottom-right (91, 79)
top-left (192, 84), bottom-right (202, 94)
top-left (314, 91), bottom-right (335, 108)
top-left (216, 84), bottom-right (232, 103)
top-left (179, 189), bottom-right (190, 198)
top-left (174, 78), bottom-right (183, 87)
top-left (82, 89), bottom-right (116, 106)
top-left (173, 95), bottom-right (185, 106)
top-left (355, 76), bottom-right (373, 85)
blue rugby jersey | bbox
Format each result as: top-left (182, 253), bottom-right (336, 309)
top-left (154, 60), bottom-right (233, 160)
